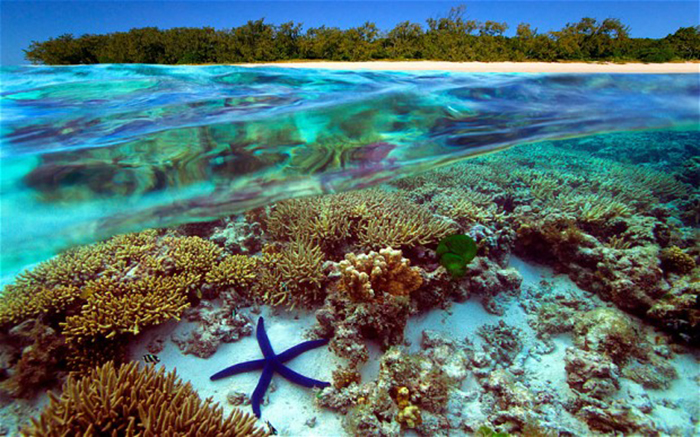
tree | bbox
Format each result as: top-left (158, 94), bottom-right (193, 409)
top-left (666, 26), bottom-right (700, 59)
top-left (385, 21), bottom-right (424, 59)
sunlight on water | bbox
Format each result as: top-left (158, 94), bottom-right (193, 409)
top-left (1, 65), bottom-right (698, 275)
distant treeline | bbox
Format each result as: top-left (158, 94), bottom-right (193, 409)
top-left (24, 6), bottom-right (700, 64)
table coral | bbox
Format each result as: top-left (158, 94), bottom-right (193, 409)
top-left (22, 361), bottom-right (268, 436)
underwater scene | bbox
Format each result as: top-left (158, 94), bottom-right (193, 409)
top-left (0, 65), bottom-right (698, 436)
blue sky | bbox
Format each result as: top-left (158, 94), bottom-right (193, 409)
top-left (2, 1), bottom-right (698, 65)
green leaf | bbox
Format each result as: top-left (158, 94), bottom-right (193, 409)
top-left (439, 252), bottom-right (468, 278)
top-left (437, 234), bottom-right (477, 262)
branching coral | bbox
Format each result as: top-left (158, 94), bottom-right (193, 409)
top-left (264, 188), bottom-right (456, 253)
top-left (60, 274), bottom-right (194, 341)
top-left (254, 239), bottom-right (326, 309)
top-left (22, 361), bottom-right (268, 436)
top-left (0, 230), bottom-right (228, 389)
top-left (205, 254), bottom-right (258, 290)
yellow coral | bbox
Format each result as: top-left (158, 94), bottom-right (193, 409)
top-left (162, 235), bottom-right (223, 274)
top-left (338, 247), bottom-right (423, 301)
top-left (22, 361), bottom-right (269, 437)
top-left (61, 273), bottom-right (194, 341)
top-left (265, 188), bottom-right (456, 252)
top-left (255, 239), bottom-right (326, 308)
top-left (206, 255), bottom-right (258, 289)
top-left (660, 246), bottom-right (696, 274)
top-left (397, 404), bottom-right (422, 428)
top-left (394, 386), bottom-right (422, 428)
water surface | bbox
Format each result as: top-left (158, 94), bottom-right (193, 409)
top-left (1, 65), bottom-right (698, 274)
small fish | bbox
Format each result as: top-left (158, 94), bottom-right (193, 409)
top-left (265, 420), bottom-right (278, 435)
top-left (143, 354), bottom-right (160, 364)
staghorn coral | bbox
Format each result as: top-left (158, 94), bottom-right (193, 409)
top-left (0, 230), bottom-right (229, 392)
top-left (254, 239), bottom-right (326, 309)
top-left (264, 187), bottom-right (456, 253)
top-left (61, 274), bottom-right (193, 341)
top-left (22, 361), bottom-right (268, 437)
top-left (338, 247), bottom-right (423, 301)
top-left (205, 254), bottom-right (258, 290)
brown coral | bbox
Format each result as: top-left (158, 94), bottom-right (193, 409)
top-left (253, 239), bottom-right (326, 309)
top-left (22, 361), bottom-right (268, 436)
top-left (338, 247), bottom-right (423, 301)
top-left (264, 188), bottom-right (456, 252)
top-left (60, 273), bottom-right (193, 341)
top-left (0, 230), bottom-right (228, 386)
top-left (660, 246), bottom-right (696, 274)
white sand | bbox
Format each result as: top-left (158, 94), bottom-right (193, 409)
top-left (236, 61), bottom-right (700, 74)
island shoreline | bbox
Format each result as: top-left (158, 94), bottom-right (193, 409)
top-left (233, 60), bottom-right (699, 73)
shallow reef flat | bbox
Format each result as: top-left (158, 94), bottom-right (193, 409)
top-left (0, 129), bottom-right (698, 436)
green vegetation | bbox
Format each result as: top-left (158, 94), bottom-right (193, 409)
top-left (436, 234), bottom-right (477, 278)
top-left (24, 6), bottom-right (700, 64)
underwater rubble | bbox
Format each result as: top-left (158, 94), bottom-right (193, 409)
top-left (0, 130), bottom-right (698, 435)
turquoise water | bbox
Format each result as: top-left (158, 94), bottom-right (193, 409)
top-left (1, 65), bottom-right (698, 275)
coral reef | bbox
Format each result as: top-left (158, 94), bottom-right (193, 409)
top-left (564, 348), bottom-right (620, 398)
top-left (0, 230), bottom-right (229, 396)
top-left (172, 302), bottom-right (254, 358)
top-left (264, 188), bottom-right (456, 253)
top-left (319, 346), bottom-right (454, 436)
top-left (572, 307), bottom-right (645, 365)
top-left (314, 247), bottom-right (421, 366)
top-left (660, 245), bottom-right (696, 274)
top-left (477, 321), bottom-right (523, 365)
top-left (22, 361), bottom-right (268, 436)
top-left (0, 320), bottom-right (66, 398)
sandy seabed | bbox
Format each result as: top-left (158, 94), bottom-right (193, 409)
top-left (236, 60), bottom-right (700, 73)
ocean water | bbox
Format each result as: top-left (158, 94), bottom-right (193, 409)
top-left (0, 66), bottom-right (699, 436)
top-left (0, 65), bottom-right (698, 276)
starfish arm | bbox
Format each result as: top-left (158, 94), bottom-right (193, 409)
top-left (274, 362), bottom-right (331, 389)
top-left (209, 359), bottom-right (266, 381)
top-left (256, 317), bottom-right (276, 359)
top-left (276, 339), bottom-right (329, 363)
top-left (252, 362), bottom-right (274, 418)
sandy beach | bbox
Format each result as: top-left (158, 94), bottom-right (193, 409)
top-left (236, 60), bottom-right (700, 73)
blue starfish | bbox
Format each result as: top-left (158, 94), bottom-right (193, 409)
top-left (210, 316), bottom-right (331, 418)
